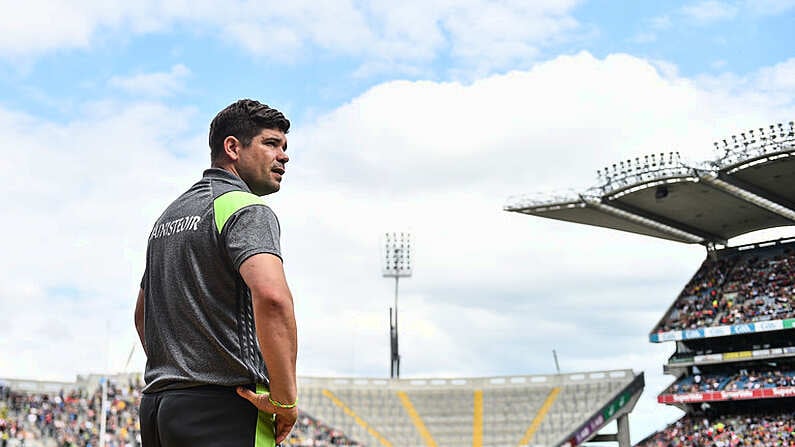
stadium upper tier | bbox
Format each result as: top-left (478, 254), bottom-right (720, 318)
top-left (298, 369), bottom-right (643, 447)
top-left (650, 238), bottom-right (795, 342)
top-left (505, 122), bottom-right (795, 245)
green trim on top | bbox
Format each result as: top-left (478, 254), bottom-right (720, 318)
top-left (255, 384), bottom-right (276, 447)
top-left (213, 190), bottom-right (265, 234)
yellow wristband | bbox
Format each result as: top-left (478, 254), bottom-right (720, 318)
top-left (268, 395), bottom-right (297, 409)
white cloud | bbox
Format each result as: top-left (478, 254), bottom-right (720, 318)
top-left (0, 0), bottom-right (582, 73)
top-left (743, 0), bottom-right (795, 15)
top-left (680, 1), bottom-right (739, 23)
top-left (694, 57), bottom-right (795, 108)
top-left (2, 52), bottom-right (795, 441)
top-left (0, 100), bottom-right (205, 380)
top-left (755, 58), bottom-right (795, 93)
top-left (108, 64), bottom-right (190, 97)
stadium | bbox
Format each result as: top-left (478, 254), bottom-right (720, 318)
top-left (2, 121), bottom-right (794, 447)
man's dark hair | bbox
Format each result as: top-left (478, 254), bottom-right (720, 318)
top-left (209, 99), bottom-right (290, 161)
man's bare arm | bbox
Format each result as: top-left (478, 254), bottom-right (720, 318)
top-left (134, 288), bottom-right (147, 356)
top-left (237, 253), bottom-right (297, 444)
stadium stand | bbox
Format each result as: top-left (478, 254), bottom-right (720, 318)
top-left (637, 408), bottom-right (795, 446)
top-left (505, 121), bottom-right (795, 446)
top-left (639, 241), bottom-right (795, 446)
top-left (1, 369), bottom-right (642, 447)
top-left (0, 375), bottom-right (359, 447)
top-left (661, 363), bottom-right (795, 394)
top-left (297, 370), bottom-right (643, 447)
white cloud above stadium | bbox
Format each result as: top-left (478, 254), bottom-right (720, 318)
top-left (1, 0), bottom-right (794, 442)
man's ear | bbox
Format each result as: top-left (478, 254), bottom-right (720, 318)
top-left (223, 136), bottom-right (242, 161)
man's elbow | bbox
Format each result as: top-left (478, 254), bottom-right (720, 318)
top-left (251, 288), bottom-right (293, 314)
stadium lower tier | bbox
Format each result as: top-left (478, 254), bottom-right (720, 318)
top-left (298, 370), bottom-right (642, 447)
top-left (636, 411), bottom-right (795, 447)
top-left (2, 369), bottom-right (643, 447)
top-left (0, 382), bottom-right (358, 447)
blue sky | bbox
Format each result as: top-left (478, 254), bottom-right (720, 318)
top-left (1, 0), bottom-right (794, 443)
top-left (3, 1), bottom-right (793, 124)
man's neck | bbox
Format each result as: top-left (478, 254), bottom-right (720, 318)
top-left (211, 163), bottom-right (240, 179)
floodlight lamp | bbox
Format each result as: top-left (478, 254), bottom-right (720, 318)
top-left (382, 232), bottom-right (413, 278)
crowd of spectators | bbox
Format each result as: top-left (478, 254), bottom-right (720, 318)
top-left (1, 380), bottom-right (143, 447)
top-left (664, 366), bottom-right (795, 394)
top-left (0, 381), bottom-right (361, 447)
top-left (656, 245), bottom-right (795, 332)
top-left (637, 411), bottom-right (795, 446)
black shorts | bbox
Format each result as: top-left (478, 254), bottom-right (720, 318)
top-left (140, 385), bottom-right (275, 447)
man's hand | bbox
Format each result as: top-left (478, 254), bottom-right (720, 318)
top-left (236, 387), bottom-right (298, 444)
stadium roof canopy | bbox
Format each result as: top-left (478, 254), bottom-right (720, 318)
top-left (505, 122), bottom-right (795, 246)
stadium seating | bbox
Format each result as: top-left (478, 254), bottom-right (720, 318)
top-left (662, 366), bottom-right (795, 395)
top-left (1, 369), bottom-right (639, 447)
top-left (636, 411), bottom-right (795, 446)
top-left (297, 370), bottom-right (638, 447)
top-left (0, 377), bottom-right (358, 447)
top-left (644, 239), bottom-right (795, 447)
top-left (654, 242), bottom-right (795, 333)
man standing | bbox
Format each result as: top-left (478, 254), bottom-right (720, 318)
top-left (135, 99), bottom-right (297, 446)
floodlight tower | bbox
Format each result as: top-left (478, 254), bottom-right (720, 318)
top-left (382, 232), bottom-right (412, 379)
